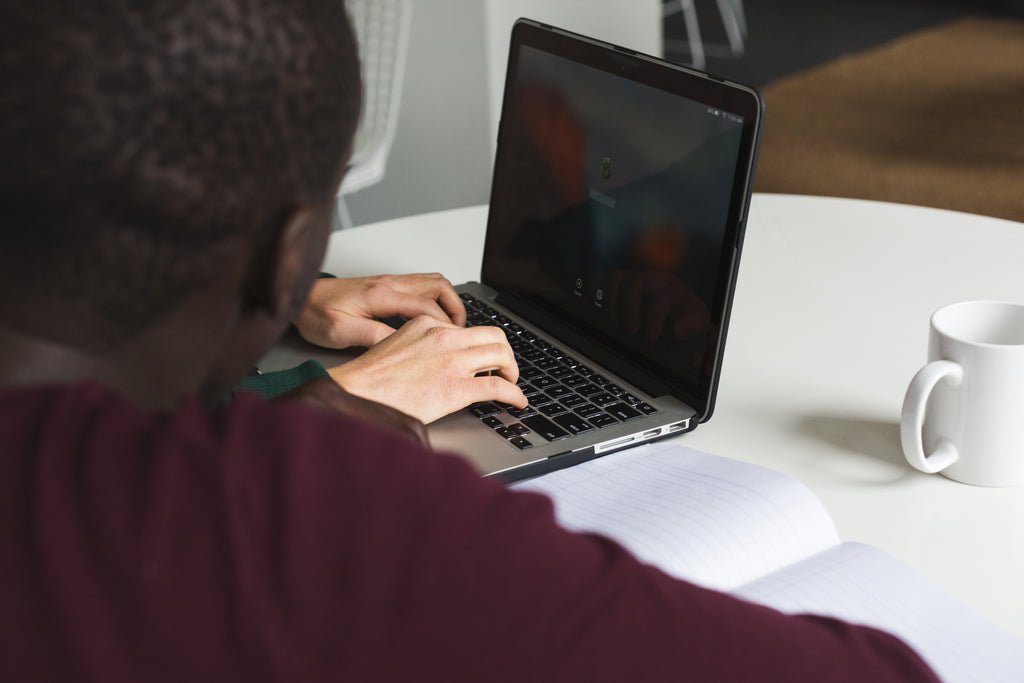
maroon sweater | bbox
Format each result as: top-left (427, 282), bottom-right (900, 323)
top-left (0, 383), bottom-right (937, 682)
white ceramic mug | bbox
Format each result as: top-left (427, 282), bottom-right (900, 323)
top-left (901, 300), bottom-right (1024, 487)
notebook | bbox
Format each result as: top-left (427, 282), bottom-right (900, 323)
top-left (426, 19), bottom-right (765, 481)
top-left (513, 443), bottom-right (1024, 683)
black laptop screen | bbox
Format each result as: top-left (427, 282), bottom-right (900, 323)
top-left (482, 23), bottom-right (760, 413)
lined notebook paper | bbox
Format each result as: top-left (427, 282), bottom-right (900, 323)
top-left (513, 442), bottom-right (1024, 683)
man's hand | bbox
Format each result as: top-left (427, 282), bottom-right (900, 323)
top-left (327, 315), bottom-right (528, 424)
top-left (275, 375), bottom-right (430, 447)
top-left (294, 273), bottom-right (466, 350)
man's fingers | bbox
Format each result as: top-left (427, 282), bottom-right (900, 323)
top-left (343, 317), bottom-right (400, 348)
top-left (402, 275), bottom-right (466, 327)
top-left (374, 290), bottom-right (451, 325)
top-left (432, 284), bottom-right (466, 326)
top-left (460, 374), bottom-right (528, 408)
top-left (368, 277), bottom-right (465, 326)
top-left (455, 341), bottom-right (520, 385)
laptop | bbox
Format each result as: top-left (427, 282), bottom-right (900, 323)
top-left (427, 19), bottom-right (763, 481)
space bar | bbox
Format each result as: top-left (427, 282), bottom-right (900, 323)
top-left (521, 415), bottom-right (571, 441)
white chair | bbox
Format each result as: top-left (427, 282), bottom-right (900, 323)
top-left (663, 0), bottom-right (746, 71)
top-left (336, 0), bottom-right (413, 230)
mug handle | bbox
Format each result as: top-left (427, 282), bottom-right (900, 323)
top-left (900, 360), bottom-right (963, 474)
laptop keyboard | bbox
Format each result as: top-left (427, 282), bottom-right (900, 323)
top-left (461, 292), bottom-right (659, 451)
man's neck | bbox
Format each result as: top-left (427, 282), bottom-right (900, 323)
top-left (0, 324), bottom-right (204, 411)
top-left (0, 280), bottom-right (246, 411)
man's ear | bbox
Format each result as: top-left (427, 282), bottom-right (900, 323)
top-left (244, 205), bottom-right (325, 319)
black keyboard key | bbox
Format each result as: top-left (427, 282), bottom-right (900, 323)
top-left (544, 385), bottom-right (573, 400)
top-left (510, 436), bottom-right (533, 450)
top-left (590, 392), bottom-right (619, 407)
top-left (522, 349), bottom-right (547, 363)
top-left (530, 394), bottom-right (554, 407)
top-left (553, 413), bottom-right (595, 435)
top-left (469, 403), bottom-right (502, 418)
top-left (508, 423), bottom-right (531, 436)
top-left (459, 292), bottom-right (476, 303)
top-left (539, 402), bottom-right (568, 417)
top-left (576, 382), bottom-right (603, 396)
top-left (531, 376), bottom-right (558, 390)
top-left (482, 416), bottom-right (503, 429)
top-left (547, 365), bottom-right (573, 380)
top-left (636, 402), bottom-right (660, 415)
top-left (534, 357), bottom-right (560, 371)
top-left (573, 403), bottom-right (603, 419)
top-left (605, 402), bottom-right (642, 422)
top-left (495, 426), bottom-right (517, 439)
top-left (520, 365), bottom-right (545, 381)
top-left (563, 375), bottom-right (591, 390)
top-left (521, 415), bottom-right (571, 441)
top-left (561, 394), bottom-right (588, 409)
top-left (507, 406), bottom-right (537, 418)
top-left (589, 413), bottom-right (618, 428)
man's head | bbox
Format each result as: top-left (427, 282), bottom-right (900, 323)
top-left (0, 0), bottom-right (361, 402)
top-left (0, 0), bottom-right (360, 341)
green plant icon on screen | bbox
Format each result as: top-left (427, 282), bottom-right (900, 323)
top-left (600, 156), bottom-right (614, 180)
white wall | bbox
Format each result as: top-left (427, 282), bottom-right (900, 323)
top-left (345, 0), bottom-right (661, 227)
top-left (483, 2), bottom-right (662, 165)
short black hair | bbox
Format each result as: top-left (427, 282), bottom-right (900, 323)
top-left (0, 0), bottom-right (362, 344)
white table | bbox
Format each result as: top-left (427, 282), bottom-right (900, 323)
top-left (275, 193), bottom-right (1024, 639)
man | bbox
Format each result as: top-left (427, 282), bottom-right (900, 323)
top-left (0, 1), bottom-right (937, 681)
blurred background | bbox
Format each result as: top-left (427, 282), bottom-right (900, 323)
top-left (342, 0), bottom-right (1023, 227)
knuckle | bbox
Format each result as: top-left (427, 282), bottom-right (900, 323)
top-left (407, 313), bottom-right (436, 329)
top-left (482, 326), bottom-right (506, 343)
top-left (415, 317), bottom-right (456, 343)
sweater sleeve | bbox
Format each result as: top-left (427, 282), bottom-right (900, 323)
top-left (219, 400), bottom-right (940, 683)
top-left (231, 359), bottom-right (330, 400)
